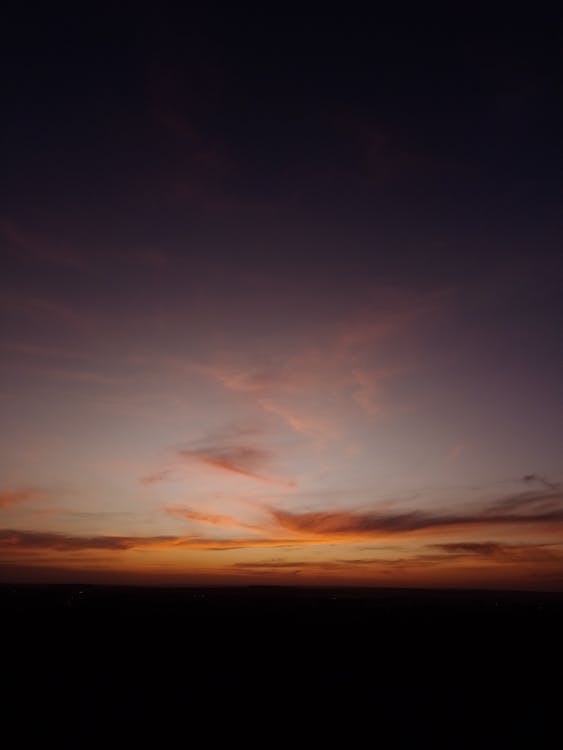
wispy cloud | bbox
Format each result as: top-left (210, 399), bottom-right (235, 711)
top-left (232, 559), bottom-right (310, 569)
top-left (153, 482), bottom-right (563, 547)
top-left (188, 292), bottom-right (442, 439)
top-left (431, 542), bottom-right (506, 556)
top-left (141, 470), bottom-right (172, 487)
top-left (488, 486), bottom-right (562, 515)
top-left (0, 529), bottom-right (159, 551)
top-left (232, 542), bottom-right (563, 573)
top-left (182, 445), bottom-right (269, 480)
top-left (231, 557), bottom-right (413, 571)
top-left (430, 541), bottom-right (563, 563)
top-left (268, 488), bottom-right (563, 537)
top-left (180, 444), bottom-right (296, 487)
top-left (4, 483), bottom-right (562, 564)
top-left (350, 368), bottom-right (382, 417)
top-left (257, 397), bottom-right (335, 437)
top-left (0, 528), bottom-right (299, 552)
top-left (140, 423), bottom-right (296, 487)
top-left (191, 363), bottom-right (284, 394)
top-left (522, 474), bottom-right (559, 491)
top-left (0, 489), bottom-right (44, 510)
top-left (143, 484), bottom-right (563, 558)
top-left (165, 505), bottom-right (264, 532)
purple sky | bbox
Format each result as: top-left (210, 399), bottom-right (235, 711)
top-left (1, 7), bottom-right (562, 587)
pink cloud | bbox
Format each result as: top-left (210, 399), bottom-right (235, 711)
top-left (181, 445), bottom-right (296, 488)
top-left (0, 489), bottom-right (43, 510)
top-left (140, 470), bottom-right (172, 487)
top-left (257, 398), bottom-right (335, 437)
top-left (165, 505), bottom-right (264, 532)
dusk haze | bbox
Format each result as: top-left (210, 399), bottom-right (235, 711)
top-left (2, 7), bottom-right (562, 592)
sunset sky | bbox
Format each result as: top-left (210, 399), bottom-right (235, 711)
top-left (1, 7), bottom-right (562, 589)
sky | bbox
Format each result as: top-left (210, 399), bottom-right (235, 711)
top-left (1, 7), bottom-right (562, 589)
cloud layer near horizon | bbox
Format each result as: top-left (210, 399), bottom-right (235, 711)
top-left (2, 484), bottom-right (562, 562)
top-left (2, 235), bottom-right (561, 590)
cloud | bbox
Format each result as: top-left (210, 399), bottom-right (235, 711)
top-left (257, 398), bottom-right (334, 437)
top-left (188, 292), bottom-right (440, 439)
top-left (230, 555), bottom-right (453, 572)
top-left (232, 543), bottom-right (563, 574)
top-left (268, 489), bottom-right (563, 537)
top-left (430, 541), bottom-right (563, 563)
top-left (0, 528), bottom-right (300, 553)
top-left (231, 557), bottom-right (409, 570)
top-left (191, 363), bottom-right (283, 394)
top-left (522, 474), bottom-right (558, 491)
top-left (183, 445), bottom-right (268, 480)
top-left (232, 560), bottom-right (310, 569)
top-left (142, 424), bottom-right (296, 487)
top-left (191, 364), bottom-right (333, 436)
top-left (165, 506), bottom-right (264, 532)
top-left (0, 529), bottom-right (156, 551)
top-left (489, 487), bottom-right (562, 514)
top-left (269, 508), bottom-right (433, 535)
top-left (4, 486), bottom-right (562, 561)
top-left (141, 470), bottom-right (172, 487)
top-left (431, 542), bottom-right (506, 556)
top-left (193, 358), bottom-right (383, 436)
top-left (350, 368), bottom-right (381, 416)
top-left (0, 489), bottom-right (43, 510)
top-left (180, 444), bottom-right (296, 487)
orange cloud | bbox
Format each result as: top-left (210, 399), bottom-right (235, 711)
top-left (430, 541), bottom-right (563, 563)
top-left (230, 541), bottom-right (563, 573)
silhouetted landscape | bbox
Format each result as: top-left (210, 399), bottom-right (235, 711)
top-left (4, 584), bottom-right (562, 745)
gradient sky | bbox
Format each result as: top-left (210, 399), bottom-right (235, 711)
top-left (1, 7), bottom-right (562, 588)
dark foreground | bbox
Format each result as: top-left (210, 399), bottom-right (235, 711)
top-left (3, 585), bottom-right (562, 747)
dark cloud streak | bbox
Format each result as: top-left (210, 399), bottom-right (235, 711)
top-left (269, 488), bottom-right (563, 536)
